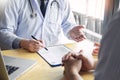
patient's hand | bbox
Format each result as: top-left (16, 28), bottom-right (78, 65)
top-left (78, 50), bottom-right (95, 71)
top-left (62, 52), bottom-right (83, 80)
top-left (92, 42), bottom-right (100, 56)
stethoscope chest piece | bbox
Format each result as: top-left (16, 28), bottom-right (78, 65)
top-left (29, 0), bottom-right (37, 18)
top-left (30, 12), bottom-right (37, 18)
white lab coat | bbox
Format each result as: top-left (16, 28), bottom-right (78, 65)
top-left (0, 0), bottom-right (76, 49)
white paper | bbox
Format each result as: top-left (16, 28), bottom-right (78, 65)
top-left (37, 45), bottom-right (71, 67)
top-left (65, 39), bottom-right (95, 57)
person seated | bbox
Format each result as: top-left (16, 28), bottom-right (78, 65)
top-left (62, 43), bottom-right (99, 80)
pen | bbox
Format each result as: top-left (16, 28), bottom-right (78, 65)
top-left (31, 35), bottom-right (48, 51)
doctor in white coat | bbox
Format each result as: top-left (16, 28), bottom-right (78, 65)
top-left (0, 0), bottom-right (85, 52)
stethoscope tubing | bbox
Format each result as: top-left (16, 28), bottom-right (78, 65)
top-left (51, 0), bottom-right (59, 8)
top-left (29, 0), bottom-right (59, 18)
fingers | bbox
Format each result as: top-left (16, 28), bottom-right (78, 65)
top-left (62, 52), bottom-right (73, 62)
top-left (69, 26), bottom-right (86, 42)
top-left (63, 52), bottom-right (79, 61)
top-left (94, 42), bottom-right (100, 47)
top-left (62, 50), bottom-right (88, 63)
top-left (92, 47), bottom-right (99, 56)
top-left (77, 51), bottom-right (84, 59)
top-left (93, 42), bottom-right (100, 55)
top-left (77, 30), bottom-right (86, 42)
top-left (20, 39), bottom-right (45, 53)
top-left (62, 52), bottom-right (73, 66)
top-left (72, 34), bottom-right (86, 42)
top-left (76, 25), bottom-right (85, 29)
top-left (28, 40), bottom-right (44, 52)
top-left (29, 43), bottom-right (40, 52)
top-left (62, 51), bottom-right (80, 66)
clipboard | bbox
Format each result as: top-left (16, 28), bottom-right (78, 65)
top-left (37, 40), bottom-right (94, 67)
top-left (37, 45), bottom-right (71, 67)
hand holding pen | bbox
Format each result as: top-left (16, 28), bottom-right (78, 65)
top-left (31, 35), bottom-right (48, 51)
top-left (20, 35), bottom-right (48, 52)
top-left (20, 38), bottom-right (44, 52)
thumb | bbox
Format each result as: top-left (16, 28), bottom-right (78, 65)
top-left (39, 40), bottom-right (43, 43)
top-left (79, 50), bottom-right (83, 53)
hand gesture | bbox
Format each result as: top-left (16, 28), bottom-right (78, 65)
top-left (69, 25), bottom-right (86, 42)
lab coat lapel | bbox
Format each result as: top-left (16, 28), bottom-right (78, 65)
top-left (41, 0), bottom-right (53, 45)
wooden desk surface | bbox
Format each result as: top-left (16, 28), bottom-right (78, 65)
top-left (2, 43), bottom-right (95, 80)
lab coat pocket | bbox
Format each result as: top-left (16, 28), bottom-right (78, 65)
top-left (47, 22), bottom-right (62, 43)
top-left (48, 22), bottom-right (61, 34)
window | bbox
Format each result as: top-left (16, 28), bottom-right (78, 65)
top-left (69, 0), bottom-right (105, 43)
top-left (69, 0), bottom-right (105, 20)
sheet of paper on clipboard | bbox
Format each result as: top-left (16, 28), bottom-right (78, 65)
top-left (72, 40), bottom-right (94, 52)
top-left (69, 40), bottom-right (95, 58)
top-left (37, 45), bottom-right (71, 67)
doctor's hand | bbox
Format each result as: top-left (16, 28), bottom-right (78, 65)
top-left (20, 39), bottom-right (44, 52)
top-left (69, 25), bottom-right (86, 42)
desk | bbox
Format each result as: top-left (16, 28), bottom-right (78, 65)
top-left (2, 43), bottom-right (95, 80)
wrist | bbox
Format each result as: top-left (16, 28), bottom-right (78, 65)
top-left (68, 73), bottom-right (83, 80)
top-left (20, 39), bottom-right (28, 49)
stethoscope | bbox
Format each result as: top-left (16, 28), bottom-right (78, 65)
top-left (29, 0), bottom-right (60, 18)
top-left (29, 0), bottom-right (37, 18)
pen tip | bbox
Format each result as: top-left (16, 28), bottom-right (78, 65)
top-left (45, 47), bottom-right (48, 51)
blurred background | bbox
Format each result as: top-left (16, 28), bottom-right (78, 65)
top-left (69, 0), bottom-right (120, 43)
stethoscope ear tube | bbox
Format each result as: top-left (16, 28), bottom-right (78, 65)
top-left (29, 0), bottom-right (37, 18)
top-left (51, 0), bottom-right (59, 8)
